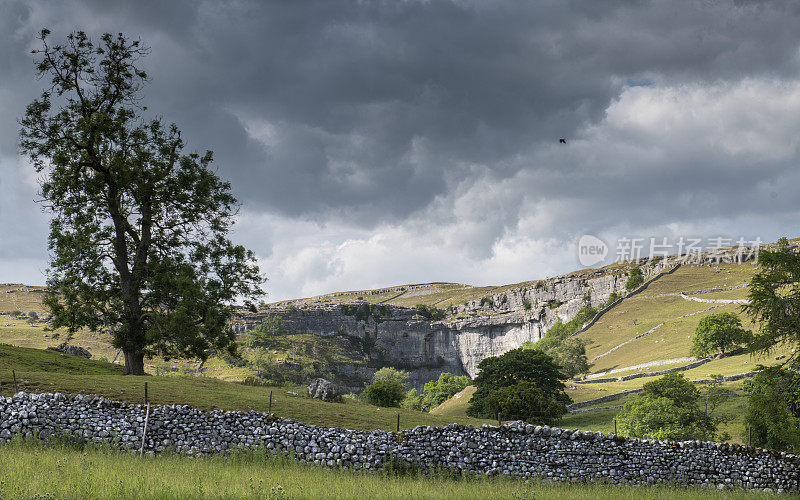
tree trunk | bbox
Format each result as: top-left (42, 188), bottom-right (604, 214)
top-left (123, 349), bottom-right (146, 375)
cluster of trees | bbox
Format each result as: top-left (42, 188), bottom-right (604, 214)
top-left (524, 304), bottom-right (596, 379)
top-left (402, 372), bottom-right (471, 411)
top-left (413, 304), bottom-right (445, 321)
top-left (245, 315), bottom-right (287, 348)
top-left (360, 369), bottom-right (470, 410)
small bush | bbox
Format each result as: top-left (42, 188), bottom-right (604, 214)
top-left (382, 454), bottom-right (422, 478)
top-left (246, 315), bottom-right (287, 348)
top-left (522, 297), bottom-right (532, 310)
top-left (413, 304), bottom-right (444, 321)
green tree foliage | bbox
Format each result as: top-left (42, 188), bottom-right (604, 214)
top-left (535, 305), bottom-right (597, 352)
top-left (691, 312), bottom-right (752, 357)
top-left (19, 31), bottom-right (263, 374)
top-left (246, 315), bottom-right (287, 349)
top-left (401, 388), bottom-right (423, 411)
top-left (625, 267), bottom-right (644, 292)
top-left (617, 373), bottom-right (715, 441)
top-left (742, 237), bottom-right (800, 361)
top-left (467, 348), bottom-right (570, 423)
top-left (525, 305), bottom-right (594, 378)
top-left (419, 372), bottom-right (471, 411)
top-left (483, 382), bottom-right (570, 424)
top-left (742, 366), bottom-right (800, 452)
top-left (413, 304), bottom-right (445, 321)
top-left (522, 297), bottom-right (532, 310)
top-left (544, 337), bottom-right (590, 379)
top-left (598, 291), bottom-right (621, 309)
top-left (361, 367), bottom-right (410, 407)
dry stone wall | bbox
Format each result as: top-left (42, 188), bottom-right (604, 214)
top-left (1, 392), bottom-right (797, 493)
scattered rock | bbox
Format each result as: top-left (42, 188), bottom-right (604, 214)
top-left (307, 378), bottom-right (342, 402)
top-left (46, 344), bottom-right (92, 358)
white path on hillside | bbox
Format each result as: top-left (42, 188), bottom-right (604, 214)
top-left (678, 293), bottom-right (748, 304)
top-left (589, 323), bottom-right (664, 363)
top-left (630, 283), bottom-right (748, 300)
top-left (586, 356), bottom-right (699, 379)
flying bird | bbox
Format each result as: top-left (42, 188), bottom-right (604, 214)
top-left (559, 138), bottom-right (567, 144)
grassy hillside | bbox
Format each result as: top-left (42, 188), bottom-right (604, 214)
top-left (0, 342), bottom-right (489, 431)
top-left (0, 343), bottom-right (122, 375)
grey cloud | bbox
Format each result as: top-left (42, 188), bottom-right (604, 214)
top-left (2, 0), bottom-right (800, 293)
top-left (6, 0), bottom-right (799, 223)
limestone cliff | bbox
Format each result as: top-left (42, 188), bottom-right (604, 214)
top-left (241, 259), bottom-right (677, 390)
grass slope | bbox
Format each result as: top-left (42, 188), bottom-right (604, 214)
top-left (0, 342), bottom-right (488, 431)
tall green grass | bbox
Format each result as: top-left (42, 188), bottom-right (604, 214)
top-left (0, 437), bottom-right (787, 499)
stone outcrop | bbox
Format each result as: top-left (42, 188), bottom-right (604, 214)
top-left (236, 249), bottom-right (755, 390)
top-left (1, 392), bottom-right (797, 492)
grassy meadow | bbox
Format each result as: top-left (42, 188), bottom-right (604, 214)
top-left (0, 438), bottom-right (790, 500)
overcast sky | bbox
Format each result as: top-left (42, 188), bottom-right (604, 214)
top-left (1, 0), bottom-right (799, 301)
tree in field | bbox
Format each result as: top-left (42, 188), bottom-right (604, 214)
top-left (19, 31), bottom-right (263, 375)
top-left (617, 373), bottom-right (715, 441)
top-left (742, 237), bottom-right (800, 362)
top-left (467, 348), bottom-right (570, 423)
top-left (691, 312), bottom-right (752, 357)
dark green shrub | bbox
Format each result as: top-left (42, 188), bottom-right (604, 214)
top-left (413, 304), bottom-right (444, 321)
top-left (625, 267), bottom-right (644, 292)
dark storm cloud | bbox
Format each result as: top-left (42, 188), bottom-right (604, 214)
top-left (4, 0), bottom-right (799, 227)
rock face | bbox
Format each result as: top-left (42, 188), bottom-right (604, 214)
top-left (307, 378), bottom-right (342, 402)
top-left (244, 262), bottom-right (667, 390)
top-left (46, 344), bottom-right (91, 358)
top-left (235, 252), bottom-right (754, 390)
top-left (1, 392), bottom-right (796, 492)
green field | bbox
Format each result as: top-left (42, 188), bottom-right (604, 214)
top-left (0, 438), bottom-right (787, 500)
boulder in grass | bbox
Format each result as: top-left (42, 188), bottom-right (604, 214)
top-left (307, 378), bottom-right (342, 402)
top-left (46, 344), bottom-right (92, 359)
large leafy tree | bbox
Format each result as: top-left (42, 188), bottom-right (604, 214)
top-left (617, 373), bottom-right (715, 441)
top-left (742, 237), bottom-right (800, 362)
top-left (467, 347), bottom-right (570, 423)
top-left (691, 312), bottom-right (752, 357)
top-left (19, 30), bottom-right (263, 375)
